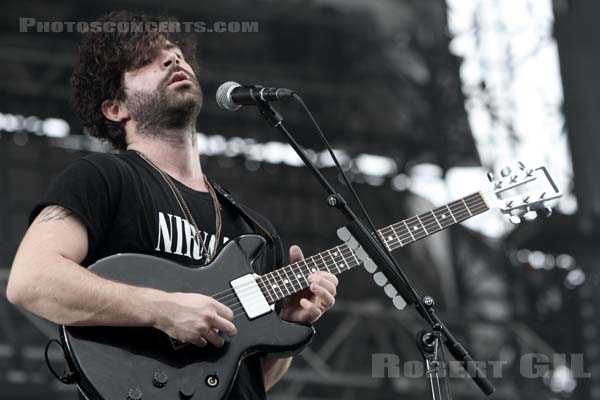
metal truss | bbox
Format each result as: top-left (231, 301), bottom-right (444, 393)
top-left (270, 299), bottom-right (519, 400)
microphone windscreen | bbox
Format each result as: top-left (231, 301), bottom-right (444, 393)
top-left (216, 81), bottom-right (242, 111)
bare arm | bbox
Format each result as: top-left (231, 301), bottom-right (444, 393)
top-left (6, 206), bottom-right (236, 347)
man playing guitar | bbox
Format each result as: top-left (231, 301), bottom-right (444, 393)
top-left (6, 11), bottom-right (338, 400)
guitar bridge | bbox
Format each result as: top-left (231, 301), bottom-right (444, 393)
top-left (230, 274), bottom-right (272, 319)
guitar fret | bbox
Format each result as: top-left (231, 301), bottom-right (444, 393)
top-left (318, 253), bottom-right (328, 273)
top-left (342, 247), bottom-right (355, 269)
top-left (445, 204), bottom-right (458, 223)
top-left (344, 245), bottom-right (361, 266)
top-left (310, 256), bottom-right (321, 273)
top-left (338, 250), bottom-right (350, 272)
top-left (435, 207), bottom-right (452, 229)
top-left (326, 252), bottom-right (336, 273)
top-left (288, 265), bottom-right (302, 291)
top-left (461, 198), bottom-right (473, 216)
top-left (299, 260), bottom-right (311, 285)
top-left (283, 268), bottom-right (297, 293)
top-left (391, 226), bottom-right (404, 248)
top-left (416, 215), bottom-right (429, 235)
top-left (278, 269), bottom-right (292, 296)
top-left (281, 268), bottom-right (296, 294)
top-left (338, 246), bottom-right (355, 271)
top-left (264, 272), bottom-right (283, 301)
top-left (330, 249), bottom-right (342, 274)
top-left (409, 217), bottom-right (426, 239)
top-left (457, 200), bottom-right (472, 220)
top-left (256, 277), bottom-right (274, 303)
top-left (431, 210), bottom-right (443, 230)
top-left (379, 231), bottom-right (391, 250)
top-left (403, 220), bottom-right (416, 242)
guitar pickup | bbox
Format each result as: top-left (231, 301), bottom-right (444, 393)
top-left (230, 274), bottom-right (272, 319)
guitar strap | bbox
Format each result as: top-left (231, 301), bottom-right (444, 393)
top-left (209, 180), bottom-right (283, 267)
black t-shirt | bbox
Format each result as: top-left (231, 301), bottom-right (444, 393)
top-left (30, 150), bottom-right (283, 400)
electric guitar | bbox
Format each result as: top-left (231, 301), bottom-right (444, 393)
top-left (60, 164), bottom-right (561, 400)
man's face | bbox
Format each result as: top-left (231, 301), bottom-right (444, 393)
top-left (122, 40), bottom-right (202, 134)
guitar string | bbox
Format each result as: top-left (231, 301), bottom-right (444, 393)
top-left (213, 197), bottom-right (489, 312)
top-left (227, 203), bottom-right (490, 316)
top-left (210, 192), bottom-right (487, 305)
top-left (213, 180), bottom-right (533, 307)
top-left (224, 202), bottom-right (490, 318)
top-left (212, 198), bottom-right (486, 311)
top-left (213, 194), bottom-right (488, 306)
top-left (216, 197), bottom-right (487, 307)
top-left (228, 203), bottom-right (490, 318)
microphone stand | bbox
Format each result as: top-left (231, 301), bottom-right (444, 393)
top-left (255, 101), bottom-right (496, 398)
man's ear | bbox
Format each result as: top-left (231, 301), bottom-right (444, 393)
top-left (101, 99), bottom-right (130, 123)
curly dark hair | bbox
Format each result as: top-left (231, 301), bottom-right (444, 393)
top-left (71, 11), bottom-right (199, 150)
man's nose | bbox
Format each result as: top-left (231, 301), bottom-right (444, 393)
top-left (162, 52), bottom-right (180, 69)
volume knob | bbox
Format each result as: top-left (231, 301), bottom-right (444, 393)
top-left (127, 388), bottom-right (142, 400)
top-left (153, 371), bottom-right (168, 388)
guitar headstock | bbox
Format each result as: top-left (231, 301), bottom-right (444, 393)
top-left (480, 162), bottom-right (563, 224)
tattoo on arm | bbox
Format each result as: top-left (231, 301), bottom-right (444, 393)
top-left (37, 206), bottom-right (73, 223)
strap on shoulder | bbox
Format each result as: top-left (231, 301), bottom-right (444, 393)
top-left (209, 180), bottom-right (275, 242)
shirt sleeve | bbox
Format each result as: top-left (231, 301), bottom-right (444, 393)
top-left (29, 154), bottom-right (123, 256)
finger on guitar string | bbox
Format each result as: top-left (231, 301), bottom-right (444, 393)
top-left (308, 273), bottom-right (338, 295)
top-left (150, 292), bottom-right (238, 347)
top-left (308, 270), bottom-right (339, 287)
top-left (213, 298), bottom-right (235, 321)
top-left (309, 283), bottom-right (336, 309)
top-left (207, 311), bottom-right (238, 336)
top-left (204, 327), bottom-right (225, 348)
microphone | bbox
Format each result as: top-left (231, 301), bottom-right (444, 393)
top-left (216, 81), bottom-right (294, 111)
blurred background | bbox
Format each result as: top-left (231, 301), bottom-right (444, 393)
top-left (1, 0), bottom-right (599, 399)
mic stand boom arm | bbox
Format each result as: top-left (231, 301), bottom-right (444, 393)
top-left (256, 100), bottom-right (495, 397)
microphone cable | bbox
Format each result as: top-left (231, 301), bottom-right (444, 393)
top-left (290, 93), bottom-right (432, 324)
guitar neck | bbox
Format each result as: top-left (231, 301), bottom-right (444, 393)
top-left (257, 192), bottom-right (489, 304)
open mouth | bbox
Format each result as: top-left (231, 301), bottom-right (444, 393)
top-left (167, 71), bottom-right (191, 86)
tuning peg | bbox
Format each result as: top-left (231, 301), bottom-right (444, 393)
top-left (487, 171), bottom-right (495, 182)
top-left (501, 167), bottom-right (511, 177)
top-left (509, 215), bottom-right (522, 224)
top-left (536, 207), bottom-right (553, 218)
top-left (518, 161), bottom-right (526, 170)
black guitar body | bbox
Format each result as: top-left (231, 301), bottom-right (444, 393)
top-left (61, 234), bottom-right (314, 400)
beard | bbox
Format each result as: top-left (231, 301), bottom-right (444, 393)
top-left (125, 68), bottom-right (203, 141)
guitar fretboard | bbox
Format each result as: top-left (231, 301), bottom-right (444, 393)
top-left (256, 192), bottom-right (488, 304)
